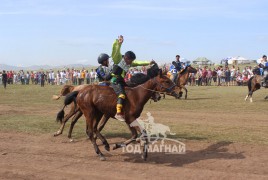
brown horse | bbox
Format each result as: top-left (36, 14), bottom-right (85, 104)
top-left (62, 67), bottom-right (176, 161)
top-left (54, 83), bottom-right (162, 140)
top-left (53, 84), bottom-right (89, 139)
top-left (245, 75), bottom-right (262, 102)
top-left (175, 65), bottom-right (197, 99)
top-left (164, 65), bottom-right (197, 99)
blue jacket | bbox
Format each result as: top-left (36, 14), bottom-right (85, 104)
top-left (169, 61), bottom-right (182, 73)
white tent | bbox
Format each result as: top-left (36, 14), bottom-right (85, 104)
top-left (192, 57), bottom-right (212, 65)
top-left (229, 56), bottom-right (255, 65)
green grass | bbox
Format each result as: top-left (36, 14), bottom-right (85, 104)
top-left (0, 84), bottom-right (268, 145)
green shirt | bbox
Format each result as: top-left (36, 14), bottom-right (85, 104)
top-left (111, 39), bottom-right (150, 83)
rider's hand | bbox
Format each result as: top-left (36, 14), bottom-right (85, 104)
top-left (118, 35), bottom-right (124, 44)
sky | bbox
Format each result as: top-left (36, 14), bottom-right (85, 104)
top-left (0, 0), bottom-right (268, 67)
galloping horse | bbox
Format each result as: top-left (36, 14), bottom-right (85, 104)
top-left (245, 75), bottom-right (262, 102)
top-left (61, 65), bottom-right (176, 161)
top-left (165, 65), bottom-right (197, 99)
top-left (54, 87), bottom-right (162, 140)
top-left (53, 84), bottom-right (89, 139)
top-left (175, 65), bottom-right (197, 99)
top-left (54, 78), bottom-right (163, 140)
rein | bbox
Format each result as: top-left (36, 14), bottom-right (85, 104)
top-left (140, 77), bottom-right (176, 93)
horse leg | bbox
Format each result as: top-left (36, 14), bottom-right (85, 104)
top-left (97, 114), bottom-right (110, 132)
top-left (85, 113), bottom-right (106, 161)
top-left (181, 85), bottom-right (188, 99)
top-left (54, 105), bottom-right (77, 136)
top-left (67, 110), bottom-right (83, 141)
top-left (245, 94), bottom-right (249, 101)
top-left (94, 115), bottom-right (110, 151)
top-left (249, 91), bottom-right (253, 103)
top-left (113, 125), bottom-right (138, 150)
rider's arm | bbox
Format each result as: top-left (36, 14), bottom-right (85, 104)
top-left (97, 67), bottom-right (112, 81)
top-left (131, 60), bottom-right (150, 67)
top-left (111, 37), bottom-right (123, 65)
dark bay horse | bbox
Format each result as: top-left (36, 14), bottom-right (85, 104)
top-left (62, 68), bottom-right (176, 161)
top-left (164, 65), bottom-right (197, 99)
top-left (245, 75), bottom-right (262, 102)
top-left (175, 65), bottom-right (197, 99)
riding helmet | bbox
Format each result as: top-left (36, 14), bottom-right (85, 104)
top-left (98, 53), bottom-right (110, 64)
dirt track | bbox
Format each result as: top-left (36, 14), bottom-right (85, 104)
top-left (1, 132), bottom-right (268, 180)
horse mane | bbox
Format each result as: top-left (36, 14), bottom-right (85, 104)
top-left (180, 67), bottom-right (188, 75)
top-left (126, 64), bottom-right (160, 87)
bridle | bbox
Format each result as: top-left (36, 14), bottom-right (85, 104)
top-left (140, 77), bottom-right (176, 93)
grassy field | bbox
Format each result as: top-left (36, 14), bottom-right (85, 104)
top-left (0, 84), bottom-right (268, 145)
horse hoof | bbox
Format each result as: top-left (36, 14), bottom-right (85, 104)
top-left (141, 154), bottom-right (147, 161)
top-left (112, 144), bottom-right (118, 150)
top-left (53, 133), bottom-right (60, 137)
top-left (105, 145), bottom-right (110, 151)
top-left (99, 156), bottom-right (106, 161)
top-left (69, 138), bottom-right (74, 142)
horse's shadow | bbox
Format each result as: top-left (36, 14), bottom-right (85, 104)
top-left (120, 141), bottom-right (245, 167)
top-left (186, 97), bottom-right (214, 101)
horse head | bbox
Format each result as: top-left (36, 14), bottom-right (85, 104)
top-left (153, 68), bottom-right (178, 97)
top-left (187, 65), bottom-right (197, 73)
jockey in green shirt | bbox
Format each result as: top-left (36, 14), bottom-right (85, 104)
top-left (111, 35), bottom-right (153, 121)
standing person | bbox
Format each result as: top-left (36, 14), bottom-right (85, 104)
top-left (201, 66), bottom-right (208, 86)
top-left (85, 70), bottom-right (90, 84)
top-left (40, 71), bottom-right (45, 87)
top-left (110, 35), bottom-right (153, 121)
top-left (230, 65), bottom-right (236, 86)
top-left (217, 67), bottom-right (223, 86)
top-left (207, 68), bottom-right (212, 86)
top-left (225, 67), bottom-right (231, 86)
top-left (90, 69), bottom-right (95, 84)
top-left (2, 70), bottom-right (7, 89)
top-left (80, 70), bottom-right (85, 84)
top-left (169, 55), bottom-right (182, 83)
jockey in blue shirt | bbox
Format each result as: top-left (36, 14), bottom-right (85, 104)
top-left (96, 53), bottom-right (112, 85)
top-left (169, 55), bottom-right (183, 83)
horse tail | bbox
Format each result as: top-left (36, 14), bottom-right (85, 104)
top-left (56, 91), bottom-right (79, 123)
top-left (64, 91), bottom-right (79, 106)
top-left (56, 106), bottom-right (65, 123)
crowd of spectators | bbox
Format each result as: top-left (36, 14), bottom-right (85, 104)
top-left (0, 63), bottom-right (264, 88)
top-left (0, 68), bottom-right (100, 87)
top-left (188, 65), bottom-right (256, 86)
